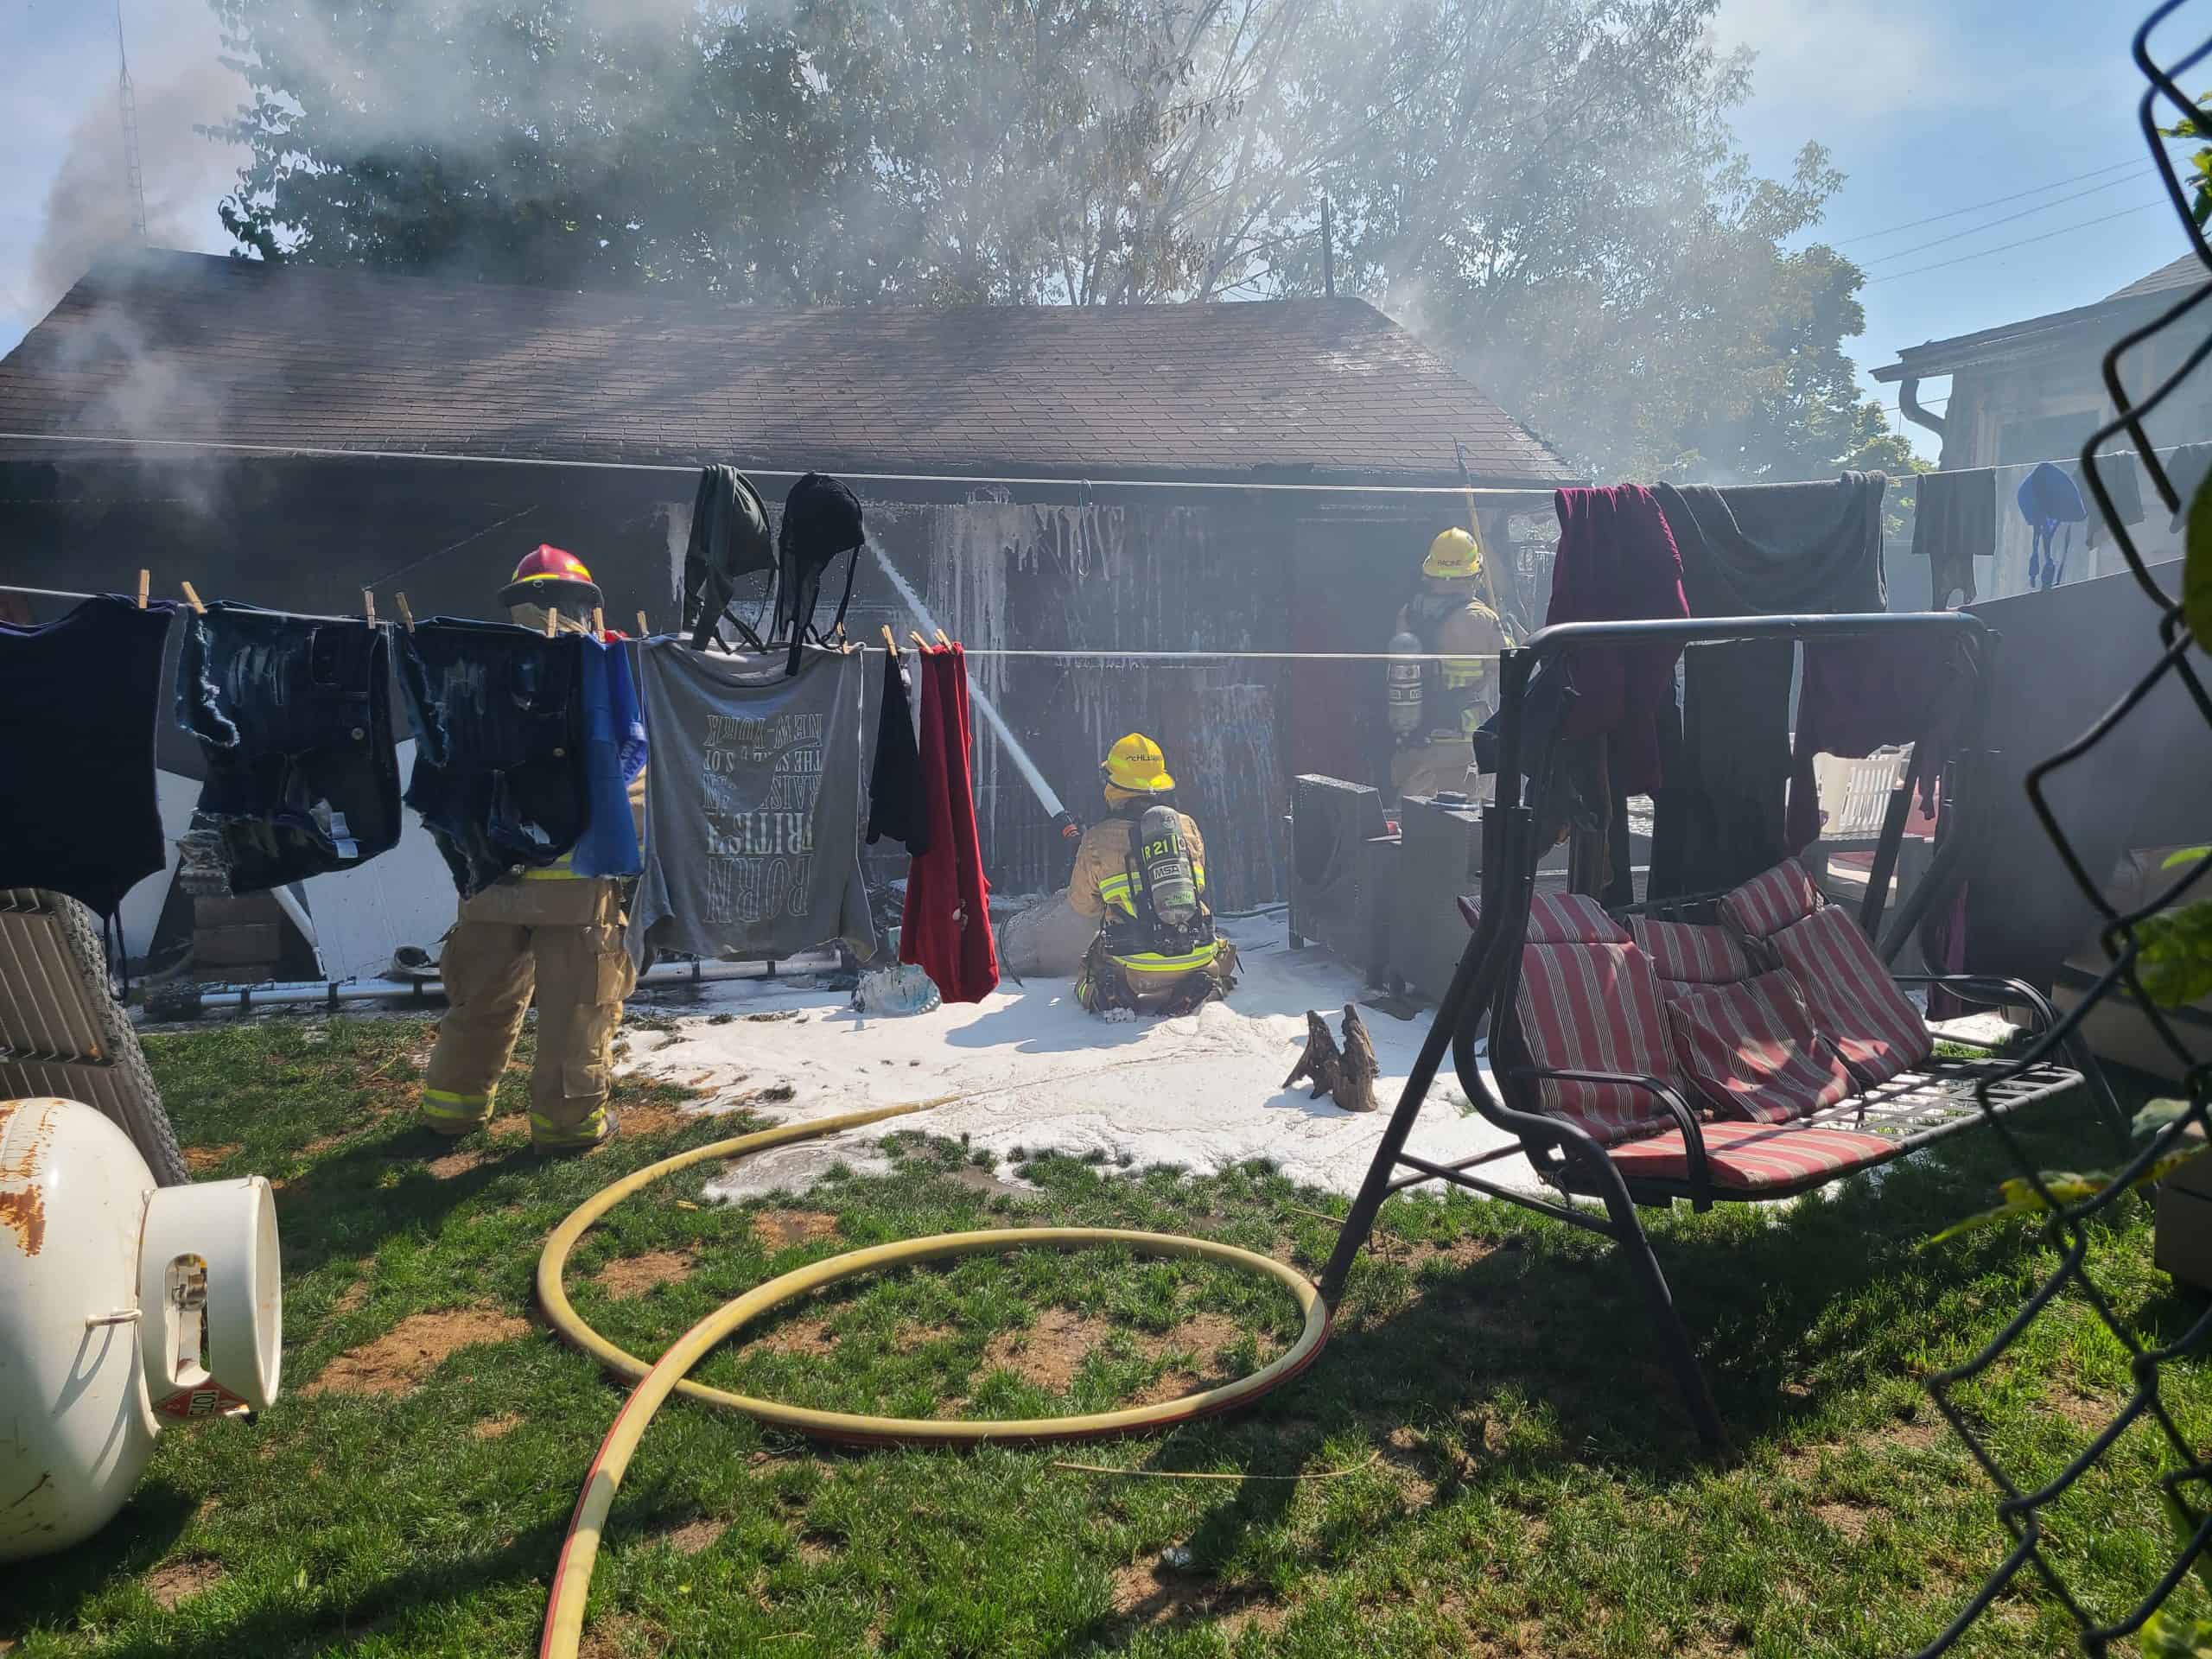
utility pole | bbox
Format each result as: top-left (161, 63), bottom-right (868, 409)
top-left (1320, 194), bottom-right (1335, 298)
top-left (116, 0), bottom-right (149, 244)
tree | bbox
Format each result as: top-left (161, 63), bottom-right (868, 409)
top-left (207, 0), bottom-right (1916, 480)
top-left (207, 0), bottom-right (878, 302)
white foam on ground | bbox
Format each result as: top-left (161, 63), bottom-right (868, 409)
top-left (615, 916), bottom-right (1541, 1205)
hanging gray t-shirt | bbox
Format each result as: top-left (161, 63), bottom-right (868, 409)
top-left (628, 644), bottom-right (877, 964)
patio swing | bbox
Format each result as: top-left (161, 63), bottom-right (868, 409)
top-left (1318, 611), bottom-right (2126, 1448)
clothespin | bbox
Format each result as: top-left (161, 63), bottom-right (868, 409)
top-left (592, 607), bottom-right (606, 638)
top-left (544, 605), bottom-right (560, 638)
top-left (396, 592), bottom-right (416, 633)
top-left (180, 581), bottom-right (206, 615)
top-left (136, 570), bottom-right (149, 610)
top-left (880, 625), bottom-right (898, 654)
top-left (934, 628), bottom-right (950, 647)
top-left (635, 610), bottom-right (650, 638)
top-left (362, 588), bottom-right (377, 626)
top-left (910, 630), bottom-right (929, 650)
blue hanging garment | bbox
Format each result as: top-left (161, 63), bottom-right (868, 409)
top-left (2015, 461), bottom-right (2088, 591)
top-left (569, 634), bottom-right (648, 878)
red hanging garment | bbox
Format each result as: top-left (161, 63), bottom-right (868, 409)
top-left (899, 644), bottom-right (1000, 1001)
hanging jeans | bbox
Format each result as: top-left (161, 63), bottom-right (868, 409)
top-left (175, 602), bottom-right (402, 895)
top-left (397, 619), bottom-right (589, 899)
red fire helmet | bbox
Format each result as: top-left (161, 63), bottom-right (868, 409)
top-left (499, 543), bottom-right (602, 613)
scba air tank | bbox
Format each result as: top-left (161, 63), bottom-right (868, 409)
top-left (1385, 630), bottom-right (1425, 740)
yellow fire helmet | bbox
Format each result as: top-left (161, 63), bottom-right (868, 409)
top-left (1422, 525), bottom-right (1484, 581)
top-left (1101, 732), bottom-right (1175, 794)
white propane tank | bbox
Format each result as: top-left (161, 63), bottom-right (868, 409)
top-left (0, 1097), bottom-right (282, 1562)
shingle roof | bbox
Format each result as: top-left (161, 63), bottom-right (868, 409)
top-left (2104, 251), bottom-right (2210, 301)
top-left (0, 250), bottom-right (1570, 485)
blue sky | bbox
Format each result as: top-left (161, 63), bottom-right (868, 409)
top-left (1712, 0), bottom-right (2205, 456)
top-left (1, 0), bottom-right (2202, 464)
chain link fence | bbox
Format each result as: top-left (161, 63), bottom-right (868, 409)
top-left (1910, 4), bottom-right (2212, 1651)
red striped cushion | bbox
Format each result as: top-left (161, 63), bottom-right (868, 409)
top-left (1662, 971), bottom-right (1857, 1123)
top-left (1524, 892), bottom-right (1629, 945)
top-left (1605, 1120), bottom-right (1896, 1192)
top-left (1718, 858), bottom-right (1824, 938)
top-left (1769, 906), bottom-right (1934, 1084)
top-left (1629, 918), bottom-right (1754, 986)
top-left (1516, 938), bottom-right (1676, 1142)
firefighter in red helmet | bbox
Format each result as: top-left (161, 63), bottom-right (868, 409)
top-left (419, 545), bottom-right (643, 1154)
top-left (499, 544), bottom-right (602, 615)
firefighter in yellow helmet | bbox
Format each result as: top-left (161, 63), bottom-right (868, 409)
top-left (418, 545), bottom-right (645, 1154)
top-left (1384, 526), bottom-right (1509, 803)
top-left (1068, 734), bottom-right (1239, 1016)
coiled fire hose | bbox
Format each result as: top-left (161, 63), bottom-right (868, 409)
top-left (536, 1102), bottom-right (1333, 1659)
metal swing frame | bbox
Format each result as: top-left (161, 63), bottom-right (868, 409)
top-left (1318, 610), bottom-right (2125, 1448)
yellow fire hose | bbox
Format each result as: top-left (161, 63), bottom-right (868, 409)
top-left (536, 1103), bottom-right (1332, 1659)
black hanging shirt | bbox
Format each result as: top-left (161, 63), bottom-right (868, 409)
top-left (0, 595), bottom-right (175, 918)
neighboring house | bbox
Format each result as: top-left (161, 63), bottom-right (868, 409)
top-left (1874, 254), bottom-right (2210, 577)
top-left (1873, 253), bottom-right (2212, 472)
top-left (0, 250), bottom-right (1572, 915)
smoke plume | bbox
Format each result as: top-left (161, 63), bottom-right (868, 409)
top-left (29, 54), bottom-right (244, 316)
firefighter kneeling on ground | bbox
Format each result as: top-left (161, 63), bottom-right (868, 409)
top-left (1385, 525), bottom-right (1509, 803)
top-left (418, 545), bottom-right (642, 1154)
top-left (1069, 734), bottom-right (1238, 1017)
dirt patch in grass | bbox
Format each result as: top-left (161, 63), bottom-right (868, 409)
top-left (333, 1277), bottom-right (370, 1316)
top-left (1132, 1313), bottom-right (1247, 1404)
top-left (2050, 1389), bottom-right (2121, 1435)
top-left (757, 1315), bottom-right (837, 1357)
top-left (986, 1308), bottom-right (1259, 1399)
top-left (1110, 1559), bottom-right (1286, 1637)
top-left (427, 1146), bottom-right (490, 1179)
top-left (618, 1099), bottom-right (693, 1139)
top-left (183, 1144), bottom-right (240, 1174)
top-left (983, 1309), bottom-right (1120, 1394)
top-left (302, 1307), bottom-right (532, 1397)
top-left (661, 1517), bottom-right (728, 1556)
top-left (594, 1249), bottom-right (696, 1300)
top-left (473, 1413), bottom-right (523, 1440)
top-left (1884, 1416), bottom-right (1946, 1453)
top-left (577, 1612), bottom-right (665, 1658)
top-left (753, 1210), bottom-right (839, 1249)
top-left (1815, 1501), bottom-right (1872, 1542)
top-left (145, 1555), bottom-right (224, 1610)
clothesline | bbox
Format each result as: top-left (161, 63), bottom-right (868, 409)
top-left (0, 581), bottom-right (368, 626)
top-left (0, 582), bottom-right (1505, 661)
top-left (1889, 440), bottom-right (2191, 493)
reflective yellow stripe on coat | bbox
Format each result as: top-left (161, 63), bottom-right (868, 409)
top-left (522, 852), bottom-right (590, 880)
top-left (1108, 941), bottom-right (1223, 974)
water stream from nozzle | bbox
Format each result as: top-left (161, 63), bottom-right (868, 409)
top-left (864, 534), bottom-right (1069, 823)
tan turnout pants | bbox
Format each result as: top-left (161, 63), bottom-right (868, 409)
top-left (421, 875), bottom-right (638, 1148)
top-left (1390, 740), bottom-right (1478, 804)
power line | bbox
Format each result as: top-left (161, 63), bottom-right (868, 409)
top-left (1859, 171), bottom-right (2155, 266)
top-left (1864, 200), bottom-right (2170, 285)
top-left (1833, 155), bottom-right (2149, 246)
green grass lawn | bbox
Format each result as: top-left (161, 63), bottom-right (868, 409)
top-left (5, 1014), bottom-right (2207, 1657)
